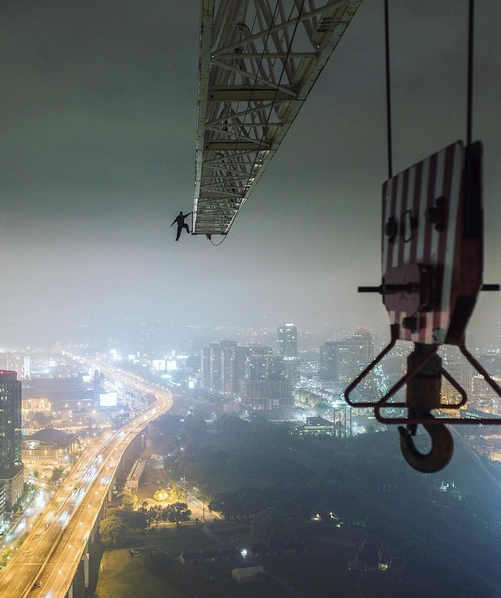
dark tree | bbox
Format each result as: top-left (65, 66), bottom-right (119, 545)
top-left (209, 492), bottom-right (241, 520)
top-left (166, 502), bottom-right (191, 524)
top-left (251, 508), bottom-right (294, 547)
top-left (171, 485), bottom-right (188, 501)
top-left (117, 508), bottom-right (148, 532)
top-left (50, 466), bottom-right (66, 485)
top-left (99, 515), bottom-right (128, 549)
top-left (144, 550), bottom-right (169, 575)
top-left (146, 505), bottom-right (165, 526)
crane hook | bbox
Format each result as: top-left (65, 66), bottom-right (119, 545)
top-left (398, 414), bottom-right (454, 473)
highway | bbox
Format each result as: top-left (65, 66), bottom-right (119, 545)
top-left (0, 364), bottom-right (173, 598)
top-left (0, 486), bottom-right (50, 552)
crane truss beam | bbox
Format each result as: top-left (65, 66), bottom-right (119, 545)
top-left (193, 0), bottom-right (362, 235)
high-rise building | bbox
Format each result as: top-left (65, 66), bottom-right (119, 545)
top-left (319, 329), bottom-right (374, 384)
top-left (239, 354), bottom-right (293, 410)
top-left (201, 346), bottom-right (210, 389)
top-left (277, 323), bottom-right (298, 387)
top-left (247, 344), bottom-right (273, 356)
top-left (208, 343), bottom-right (222, 394)
top-left (220, 341), bottom-right (238, 395)
top-left (319, 342), bottom-right (339, 382)
top-left (337, 329), bottom-right (374, 382)
top-left (236, 346), bottom-right (251, 385)
top-left (0, 371), bottom-right (24, 509)
top-left (201, 341), bottom-right (291, 401)
top-left (277, 323), bottom-right (297, 359)
top-left (442, 362), bottom-right (473, 404)
top-left (201, 341), bottom-right (239, 396)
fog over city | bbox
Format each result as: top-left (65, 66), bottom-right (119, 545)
top-left (2, 1), bottom-right (501, 348)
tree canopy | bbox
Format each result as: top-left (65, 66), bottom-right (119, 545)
top-left (171, 485), bottom-right (188, 501)
top-left (99, 515), bottom-right (128, 549)
top-left (251, 508), bottom-right (294, 547)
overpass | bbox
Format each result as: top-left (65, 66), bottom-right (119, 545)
top-left (0, 365), bottom-right (173, 598)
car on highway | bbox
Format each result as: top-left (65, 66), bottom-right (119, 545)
top-left (33, 581), bottom-right (42, 588)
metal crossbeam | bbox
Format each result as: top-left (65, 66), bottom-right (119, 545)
top-left (193, 0), bottom-right (362, 235)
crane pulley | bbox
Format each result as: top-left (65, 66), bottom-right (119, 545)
top-left (346, 141), bottom-right (501, 473)
top-left (345, 0), bottom-right (501, 473)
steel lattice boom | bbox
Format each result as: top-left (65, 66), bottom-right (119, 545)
top-left (193, 0), bottom-right (362, 235)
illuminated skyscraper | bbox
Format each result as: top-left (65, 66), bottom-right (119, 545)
top-left (220, 341), bottom-right (238, 395)
top-left (337, 329), bottom-right (374, 382)
top-left (202, 341), bottom-right (238, 396)
top-left (0, 371), bottom-right (24, 509)
top-left (319, 342), bottom-right (339, 382)
top-left (240, 354), bottom-right (293, 410)
top-left (277, 323), bottom-right (298, 387)
top-left (208, 343), bottom-right (222, 394)
top-left (320, 329), bottom-right (374, 384)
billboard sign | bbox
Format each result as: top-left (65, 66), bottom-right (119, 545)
top-left (99, 392), bottom-right (118, 407)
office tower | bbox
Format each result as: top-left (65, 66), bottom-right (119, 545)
top-left (320, 329), bottom-right (375, 384)
top-left (442, 362), bottom-right (473, 404)
top-left (208, 343), bottom-right (222, 394)
top-left (0, 371), bottom-right (24, 509)
top-left (236, 346), bottom-right (251, 385)
top-left (319, 342), bottom-right (339, 382)
top-left (277, 323), bottom-right (298, 387)
top-left (240, 354), bottom-right (293, 410)
top-left (201, 346), bottom-right (210, 389)
top-left (201, 342), bottom-right (238, 396)
top-left (220, 341), bottom-right (238, 395)
top-left (337, 328), bottom-right (374, 382)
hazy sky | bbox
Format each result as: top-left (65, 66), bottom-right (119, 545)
top-left (2, 1), bottom-right (501, 346)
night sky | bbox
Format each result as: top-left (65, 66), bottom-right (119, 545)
top-left (2, 1), bottom-right (501, 346)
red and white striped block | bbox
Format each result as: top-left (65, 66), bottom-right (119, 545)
top-left (381, 140), bottom-right (482, 345)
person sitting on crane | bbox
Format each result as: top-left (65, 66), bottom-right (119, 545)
top-left (171, 211), bottom-right (192, 241)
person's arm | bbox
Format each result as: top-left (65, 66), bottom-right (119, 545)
top-left (170, 218), bottom-right (176, 227)
top-left (186, 212), bottom-right (193, 217)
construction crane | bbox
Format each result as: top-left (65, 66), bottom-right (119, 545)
top-left (193, 0), bottom-right (362, 237)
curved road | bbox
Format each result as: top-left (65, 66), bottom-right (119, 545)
top-left (0, 365), bottom-right (173, 598)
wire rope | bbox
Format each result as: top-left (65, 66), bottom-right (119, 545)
top-left (384, 0), bottom-right (393, 179)
top-left (209, 235), bottom-right (228, 246)
top-left (466, 0), bottom-right (474, 146)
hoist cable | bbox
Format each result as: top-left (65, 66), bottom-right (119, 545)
top-left (384, 0), bottom-right (393, 179)
top-left (209, 235), bottom-right (228, 247)
top-left (466, 0), bottom-right (474, 146)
